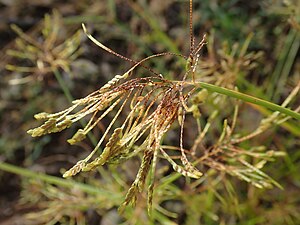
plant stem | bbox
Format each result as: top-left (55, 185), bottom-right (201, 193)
top-left (53, 68), bottom-right (73, 102)
top-left (0, 162), bottom-right (119, 197)
top-left (250, 104), bottom-right (300, 136)
top-left (267, 29), bottom-right (300, 101)
top-left (52, 68), bottom-right (97, 146)
top-left (190, 81), bottom-right (300, 120)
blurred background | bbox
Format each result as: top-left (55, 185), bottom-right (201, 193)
top-left (0, 0), bottom-right (299, 224)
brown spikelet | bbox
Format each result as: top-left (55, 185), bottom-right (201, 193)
top-left (147, 182), bottom-right (154, 215)
top-left (121, 148), bottom-right (154, 210)
top-left (119, 183), bottom-right (138, 212)
top-left (136, 149), bottom-right (153, 191)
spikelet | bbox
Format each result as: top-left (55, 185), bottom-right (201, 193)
top-left (72, 98), bottom-right (89, 105)
top-left (136, 149), bottom-right (154, 192)
top-left (175, 163), bottom-right (202, 179)
top-left (67, 129), bottom-right (86, 145)
top-left (120, 183), bottom-right (138, 211)
top-left (160, 148), bottom-right (202, 179)
top-left (180, 151), bottom-right (203, 179)
top-left (82, 128), bottom-right (124, 171)
top-left (100, 72), bottom-right (131, 93)
top-left (101, 128), bottom-right (124, 161)
top-left (147, 182), bottom-right (154, 216)
top-left (56, 118), bottom-right (73, 130)
top-left (182, 162), bottom-right (203, 179)
top-left (63, 160), bottom-right (86, 178)
top-left (120, 149), bottom-right (154, 210)
top-left (27, 118), bottom-right (57, 137)
top-left (27, 118), bottom-right (73, 137)
top-left (34, 112), bottom-right (50, 120)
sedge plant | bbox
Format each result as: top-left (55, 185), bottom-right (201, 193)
top-left (26, 0), bottom-right (300, 214)
top-left (3, 0), bottom-right (298, 221)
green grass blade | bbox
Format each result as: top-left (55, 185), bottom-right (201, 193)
top-left (192, 81), bottom-right (300, 120)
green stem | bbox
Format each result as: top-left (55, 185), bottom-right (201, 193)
top-left (277, 31), bottom-right (300, 100)
top-left (52, 68), bottom-right (97, 146)
top-left (192, 81), bottom-right (300, 120)
top-left (267, 29), bottom-right (300, 100)
top-left (53, 68), bottom-right (73, 102)
top-left (251, 104), bottom-right (300, 136)
top-left (0, 162), bottom-right (119, 197)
